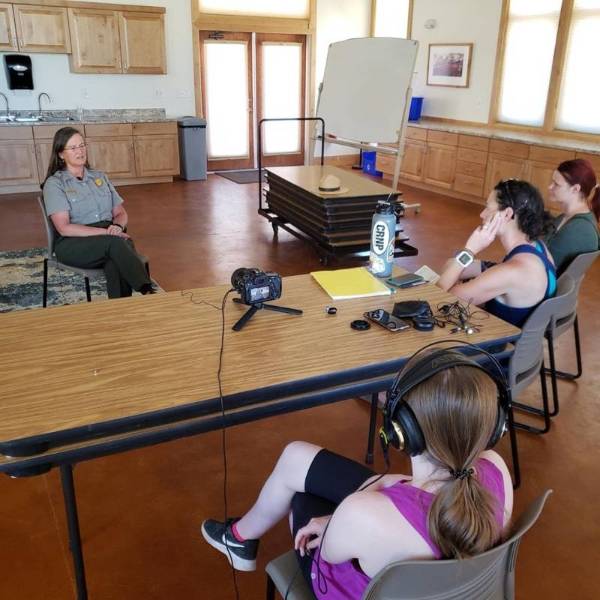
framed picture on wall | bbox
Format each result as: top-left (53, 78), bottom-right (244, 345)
top-left (426, 43), bottom-right (473, 87)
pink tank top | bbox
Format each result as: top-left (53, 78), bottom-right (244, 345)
top-left (310, 458), bottom-right (505, 600)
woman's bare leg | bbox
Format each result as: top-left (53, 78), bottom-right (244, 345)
top-left (234, 441), bottom-right (322, 540)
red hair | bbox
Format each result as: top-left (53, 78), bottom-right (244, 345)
top-left (557, 158), bottom-right (600, 222)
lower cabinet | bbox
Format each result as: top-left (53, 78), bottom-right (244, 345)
top-left (484, 154), bottom-right (529, 193)
top-left (134, 133), bottom-right (180, 177)
top-left (424, 142), bottom-right (456, 189)
top-left (86, 136), bottom-right (136, 179)
top-left (0, 140), bottom-right (38, 185)
top-left (400, 141), bottom-right (427, 181)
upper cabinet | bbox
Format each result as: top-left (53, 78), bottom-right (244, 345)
top-left (119, 12), bottom-right (166, 74)
top-left (68, 8), bottom-right (122, 73)
top-left (69, 7), bottom-right (166, 74)
top-left (0, 2), bottom-right (166, 75)
top-left (0, 3), bottom-right (18, 51)
top-left (1, 2), bottom-right (70, 53)
top-left (13, 4), bottom-right (71, 53)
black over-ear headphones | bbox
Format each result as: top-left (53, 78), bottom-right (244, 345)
top-left (380, 342), bottom-right (510, 457)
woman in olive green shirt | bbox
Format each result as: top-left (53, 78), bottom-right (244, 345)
top-left (545, 158), bottom-right (600, 275)
top-left (42, 127), bottom-right (154, 298)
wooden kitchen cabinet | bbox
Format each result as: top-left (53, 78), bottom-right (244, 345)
top-left (399, 140), bottom-right (426, 181)
top-left (424, 142), bottom-right (456, 189)
top-left (484, 154), bottom-right (529, 193)
top-left (13, 4), bottom-right (71, 53)
top-left (86, 137), bottom-right (136, 179)
top-left (68, 6), bottom-right (166, 74)
top-left (134, 134), bottom-right (180, 177)
top-left (0, 3), bottom-right (17, 51)
top-left (68, 8), bottom-right (122, 73)
top-left (119, 11), bottom-right (166, 74)
top-left (0, 127), bottom-right (37, 186)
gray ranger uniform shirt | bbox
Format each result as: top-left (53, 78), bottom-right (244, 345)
top-left (43, 168), bottom-right (123, 224)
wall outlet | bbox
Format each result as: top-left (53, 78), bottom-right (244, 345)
top-left (81, 88), bottom-right (89, 99)
top-left (154, 89), bottom-right (164, 97)
top-left (176, 89), bottom-right (191, 98)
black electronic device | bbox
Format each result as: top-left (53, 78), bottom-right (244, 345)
top-left (230, 267), bottom-right (302, 331)
top-left (393, 300), bottom-right (436, 331)
top-left (4, 55), bottom-right (33, 90)
top-left (386, 273), bottom-right (425, 288)
top-left (379, 344), bottom-right (509, 458)
top-left (364, 309), bottom-right (410, 332)
top-left (231, 267), bottom-right (282, 305)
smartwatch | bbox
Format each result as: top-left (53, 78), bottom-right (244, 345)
top-left (455, 248), bottom-right (474, 268)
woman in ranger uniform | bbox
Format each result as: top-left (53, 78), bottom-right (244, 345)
top-left (42, 126), bottom-right (155, 298)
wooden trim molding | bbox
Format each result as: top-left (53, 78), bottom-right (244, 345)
top-left (9, 0), bottom-right (164, 12)
top-left (488, 0), bottom-right (510, 126)
top-left (543, 0), bottom-right (575, 134)
top-left (193, 14), bottom-right (310, 35)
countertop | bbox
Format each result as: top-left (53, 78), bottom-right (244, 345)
top-left (406, 118), bottom-right (600, 155)
top-left (0, 108), bottom-right (177, 127)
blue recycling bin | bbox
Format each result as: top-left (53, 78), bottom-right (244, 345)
top-left (362, 151), bottom-right (382, 177)
top-left (408, 97), bottom-right (424, 121)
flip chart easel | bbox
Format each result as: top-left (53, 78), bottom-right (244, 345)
top-left (316, 37), bottom-right (419, 190)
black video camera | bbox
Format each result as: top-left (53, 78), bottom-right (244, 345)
top-left (231, 268), bottom-right (282, 305)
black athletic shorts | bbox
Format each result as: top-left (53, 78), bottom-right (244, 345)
top-left (290, 449), bottom-right (375, 593)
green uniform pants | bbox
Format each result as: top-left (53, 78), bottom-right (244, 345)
top-left (54, 222), bottom-right (151, 299)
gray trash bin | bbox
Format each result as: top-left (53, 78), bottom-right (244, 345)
top-left (177, 116), bottom-right (207, 180)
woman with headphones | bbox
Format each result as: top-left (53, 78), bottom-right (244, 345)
top-left (201, 348), bottom-right (513, 598)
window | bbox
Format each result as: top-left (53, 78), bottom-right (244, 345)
top-left (556, 0), bottom-right (600, 133)
top-left (495, 0), bottom-right (600, 135)
top-left (372, 0), bottom-right (411, 38)
top-left (497, 0), bottom-right (562, 127)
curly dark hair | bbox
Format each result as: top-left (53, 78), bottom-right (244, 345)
top-left (494, 179), bottom-right (554, 240)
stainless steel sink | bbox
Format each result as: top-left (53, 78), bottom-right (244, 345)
top-left (14, 116), bottom-right (41, 122)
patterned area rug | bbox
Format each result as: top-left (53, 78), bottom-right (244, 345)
top-left (0, 247), bottom-right (157, 313)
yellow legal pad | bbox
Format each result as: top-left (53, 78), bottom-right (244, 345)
top-left (311, 267), bottom-right (392, 300)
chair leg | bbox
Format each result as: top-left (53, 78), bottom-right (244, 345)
top-left (512, 364), bottom-right (551, 435)
top-left (43, 258), bottom-right (49, 308)
top-left (545, 330), bottom-right (560, 417)
top-left (507, 405), bottom-right (521, 490)
top-left (545, 316), bottom-right (583, 381)
top-left (365, 392), bottom-right (378, 465)
top-left (84, 277), bottom-right (92, 303)
top-left (266, 574), bottom-right (276, 600)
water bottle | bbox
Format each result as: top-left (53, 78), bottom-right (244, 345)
top-left (369, 199), bottom-right (396, 277)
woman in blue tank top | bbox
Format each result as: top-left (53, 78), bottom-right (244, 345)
top-left (438, 179), bottom-right (556, 328)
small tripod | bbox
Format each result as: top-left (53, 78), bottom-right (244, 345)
top-left (232, 298), bottom-right (303, 331)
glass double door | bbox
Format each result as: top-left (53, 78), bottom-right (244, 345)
top-left (199, 31), bottom-right (306, 171)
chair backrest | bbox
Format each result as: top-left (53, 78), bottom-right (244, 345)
top-left (508, 275), bottom-right (577, 396)
top-left (37, 195), bottom-right (56, 257)
top-left (361, 490), bottom-right (552, 600)
top-left (558, 249), bottom-right (600, 297)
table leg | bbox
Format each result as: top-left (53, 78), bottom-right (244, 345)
top-left (60, 464), bottom-right (88, 600)
top-left (365, 393), bottom-right (379, 465)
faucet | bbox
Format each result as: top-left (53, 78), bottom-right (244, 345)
top-left (0, 92), bottom-right (9, 116)
top-left (38, 92), bottom-right (51, 116)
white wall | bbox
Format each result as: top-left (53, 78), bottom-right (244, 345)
top-left (315, 0), bottom-right (370, 155)
top-left (0, 0), bottom-right (196, 117)
top-left (411, 0), bottom-right (503, 123)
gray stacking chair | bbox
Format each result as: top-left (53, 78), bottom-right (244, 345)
top-left (544, 250), bottom-right (600, 405)
top-left (510, 274), bottom-right (577, 434)
top-left (38, 196), bottom-right (150, 307)
top-left (265, 490), bottom-right (552, 600)
top-left (38, 195), bottom-right (105, 307)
